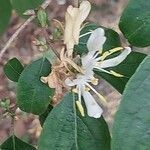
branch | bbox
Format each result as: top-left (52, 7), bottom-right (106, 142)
top-left (0, 0), bottom-right (52, 61)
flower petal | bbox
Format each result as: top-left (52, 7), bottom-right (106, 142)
top-left (97, 47), bottom-right (131, 68)
top-left (65, 78), bottom-right (76, 86)
top-left (64, 5), bottom-right (78, 44)
top-left (81, 52), bottom-right (96, 79)
top-left (73, 1), bottom-right (91, 44)
top-left (87, 28), bottom-right (106, 53)
top-left (82, 90), bottom-right (103, 118)
top-left (82, 51), bottom-right (95, 67)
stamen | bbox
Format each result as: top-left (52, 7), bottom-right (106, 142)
top-left (85, 86), bottom-right (90, 91)
top-left (110, 70), bottom-right (124, 77)
top-left (76, 101), bottom-right (85, 117)
top-left (101, 51), bottom-right (110, 60)
top-left (79, 31), bottom-right (92, 38)
top-left (85, 83), bottom-right (107, 104)
top-left (109, 47), bottom-right (123, 53)
top-left (95, 67), bottom-right (124, 78)
top-left (91, 77), bottom-right (99, 85)
top-left (94, 67), bottom-right (111, 74)
top-left (100, 47), bottom-right (123, 61)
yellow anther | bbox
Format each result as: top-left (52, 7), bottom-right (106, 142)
top-left (72, 88), bottom-right (78, 93)
top-left (110, 70), bottom-right (124, 77)
top-left (85, 87), bottom-right (90, 91)
top-left (101, 47), bottom-right (123, 60)
top-left (101, 51), bottom-right (110, 60)
top-left (109, 47), bottom-right (123, 53)
top-left (76, 101), bottom-right (85, 117)
top-left (91, 78), bottom-right (99, 85)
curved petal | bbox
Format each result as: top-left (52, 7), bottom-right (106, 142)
top-left (82, 90), bottom-right (103, 118)
top-left (98, 47), bottom-right (131, 69)
top-left (81, 52), bottom-right (96, 79)
top-left (73, 1), bottom-right (91, 44)
top-left (87, 28), bottom-right (106, 53)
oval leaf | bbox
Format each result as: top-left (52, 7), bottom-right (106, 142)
top-left (11, 0), bottom-right (44, 17)
top-left (119, 0), bottom-right (150, 47)
top-left (17, 58), bottom-right (54, 115)
top-left (0, 135), bottom-right (37, 150)
top-left (0, 0), bottom-right (12, 34)
top-left (38, 92), bottom-right (110, 150)
top-left (4, 58), bottom-right (24, 82)
top-left (112, 55), bottom-right (150, 149)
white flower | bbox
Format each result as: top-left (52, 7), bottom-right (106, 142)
top-left (65, 27), bottom-right (131, 118)
top-left (87, 28), bottom-right (106, 53)
top-left (81, 28), bottom-right (132, 77)
top-left (64, 1), bottom-right (91, 57)
top-left (65, 75), bottom-right (105, 118)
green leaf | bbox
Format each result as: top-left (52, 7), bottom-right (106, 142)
top-left (112, 55), bottom-right (150, 150)
top-left (17, 58), bottom-right (54, 115)
top-left (74, 23), bottom-right (121, 55)
top-left (119, 0), bottom-right (150, 47)
top-left (11, 0), bottom-right (44, 17)
top-left (38, 92), bottom-right (110, 150)
top-left (4, 58), bottom-right (24, 82)
top-left (95, 52), bottom-right (146, 93)
top-left (0, 0), bottom-right (12, 34)
top-left (39, 104), bottom-right (53, 126)
top-left (0, 135), bottom-right (37, 150)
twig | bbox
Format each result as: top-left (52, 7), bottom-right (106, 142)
top-left (42, 29), bottom-right (61, 60)
top-left (0, 16), bottom-right (35, 61)
top-left (0, 0), bottom-right (52, 61)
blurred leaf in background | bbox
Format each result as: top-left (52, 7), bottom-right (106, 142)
top-left (0, 0), bottom-right (12, 34)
